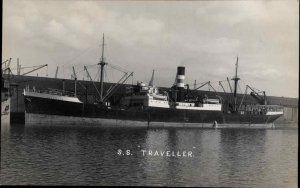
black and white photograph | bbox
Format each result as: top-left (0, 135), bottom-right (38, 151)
top-left (1, 0), bottom-right (298, 186)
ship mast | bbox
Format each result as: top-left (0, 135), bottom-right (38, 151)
top-left (99, 33), bottom-right (106, 102)
top-left (149, 69), bottom-right (155, 86)
top-left (231, 56), bottom-right (240, 112)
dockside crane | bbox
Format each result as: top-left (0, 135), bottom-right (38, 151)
top-left (2, 58), bottom-right (12, 68)
top-left (72, 66), bottom-right (77, 97)
top-left (2, 58), bottom-right (11, 65)
top-left (19, 64), bottom-right (48, 76)
top-left (2, 58), bottom-right (13, 75)
top-left (148, 69), bottom-right (155, 86)
top-left (55, 66), bottom-right (59, 78)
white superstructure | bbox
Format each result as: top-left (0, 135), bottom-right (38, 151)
top-left (122, 82), bottom-right (170, 108)
top-left (175, 102), bottom-right (222, 111)
top-left (122, 81), bottom-right (223, 111)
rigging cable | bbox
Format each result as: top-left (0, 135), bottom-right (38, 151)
top-left (238, 82), bottom-right (242, 95)
top-left (104, 66), bottom-right (110, 83)
top-left (94, 66), bottom-right (100, 81)
top-left (131, 74), bottom-right (134, 86)
top-left (108, 63), bottom-right (129, 74)
top-left (60, 42), bottom-right (99, 68)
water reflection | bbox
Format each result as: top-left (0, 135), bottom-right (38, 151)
top-left (218, 129), bottom-right (267, 187)
top-left (1, 125), bottom-right (297, 187)
top-left (142, 129), bottom-right (223, 186)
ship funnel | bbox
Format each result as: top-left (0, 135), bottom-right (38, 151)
top-left (176, 66), bottom-right (185, 88)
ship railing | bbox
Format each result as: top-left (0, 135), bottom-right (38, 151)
top-left (238, 104), bottom-right (283, 115)
top-left (259, 105), bottom-right (284, 112)
top-left (54, 89), bottom-right (77, 97)
top-left (47, 88), bottom-right (76, 97)
top-left (27, 87), bottom-right (76, 97)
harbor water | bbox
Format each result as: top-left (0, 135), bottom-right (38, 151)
top-left (0, 124), bottom-right (298, 187)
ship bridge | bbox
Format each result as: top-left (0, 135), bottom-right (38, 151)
top-left (122, 82), bottom-right (170, 108)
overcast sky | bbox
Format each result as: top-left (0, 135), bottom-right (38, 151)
top-left (3, 0), bottom-right (299, 98)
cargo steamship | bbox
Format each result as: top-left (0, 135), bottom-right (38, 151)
top-left (23, 37), bottom-right (283, 128)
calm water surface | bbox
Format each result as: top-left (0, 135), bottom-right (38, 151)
top-left (1, 124), bottom-right (298, 187)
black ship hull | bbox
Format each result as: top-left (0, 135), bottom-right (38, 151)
top-left (24, 94), bottom-right (282, 128)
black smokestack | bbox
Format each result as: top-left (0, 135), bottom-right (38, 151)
top-left (176, 66), bottom-right (185, 89)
